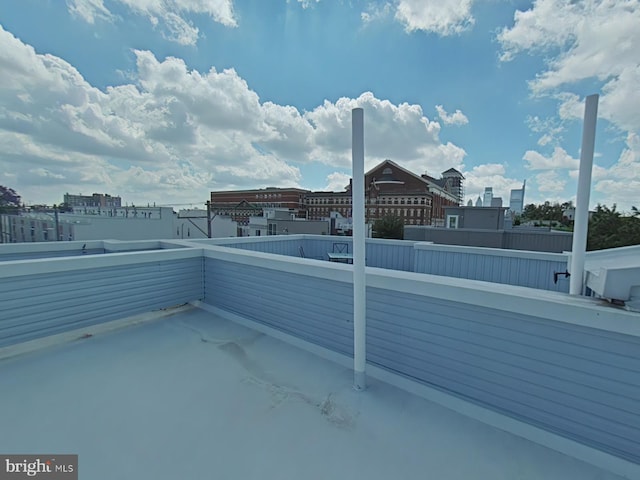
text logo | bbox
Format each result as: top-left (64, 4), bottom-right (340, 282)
top-left (1, 455), bottom-right (77, 480)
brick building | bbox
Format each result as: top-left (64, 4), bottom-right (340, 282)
top-left (210, 187), bottom-right (309, 225)
top-left (306, 160), bottom-right (462, 226)
top-left (63, 193), bottom-right (121, 208)
top-left (210, 161), bottom-right (463, 229)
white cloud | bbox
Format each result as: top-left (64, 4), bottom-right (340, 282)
top-left (498, 0), bottom-right (640, 133)
top-left (296, 0), bottom-right (320, 8)
top-left (523, 147), bottom-right (578, 171)
top-left (304, 92), bottom-right (466, 173)
top-left (593, 132), bottom-right (640, 208)
top-left (325, 172), bottom-right (351, 192)
top-left (361, 3), bottom-right (394, 25)
top-left (462, 163), bottom-right (523, 204)
top-left (435, 105), bottom-right (468, 126)
top-left (526, 115), bottom-right (565, 146)
top-left (535, 170), bottom-right (565, 194)
top-left (359, 0), bottom-right (476, 36)
top-left (394, 0), bottom-right (475, 35)
top-left (67, 0), bottom-right (237, 45)
top-left (0, 25), bottom-right (466, 207)
top-left (67, 0), bottom-right (114, 23)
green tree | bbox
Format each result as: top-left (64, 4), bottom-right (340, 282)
top-left (373, 214), bottom-right (404, 239)
top-left (521, 201), bottom-right (572, 227)
top-left (587, 204), bottom-right (640, 250)
top-left (0, 185), bottom-right (21, 213)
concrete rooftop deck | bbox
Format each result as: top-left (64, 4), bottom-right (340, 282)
top-left (0, 306), bottom-right (628, 479)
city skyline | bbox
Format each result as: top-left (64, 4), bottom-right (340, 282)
top-left (0, 1), bottom-right (638, 212)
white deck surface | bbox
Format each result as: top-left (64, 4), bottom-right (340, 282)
top-left (0, 307), bottom-right (628, 479)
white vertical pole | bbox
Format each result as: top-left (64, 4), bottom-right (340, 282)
top-left (352, 107), bottom-right (366, 390)
top-left (569, 94), bottom-right (599, 295)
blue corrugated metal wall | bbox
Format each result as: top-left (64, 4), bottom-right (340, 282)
top-left (301, 239), bottom-right (414, 270)
top-left (223, 239), bottom-right (300, 257)
top-left (204, 258), bottom-right (354, 355)
top-left (0, 249), bottom-right (107, 261)
top-left (365, 241), bottom-right (414, 271)
top-left (366, 287), bottom-right (640, 463)
top-left (0, 257), bottom-right (203, 347)
top-left (201, 256), bottom-right (640, 464)
top-left (414, 249), bottom-right (570, 292)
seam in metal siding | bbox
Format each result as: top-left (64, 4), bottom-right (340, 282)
top-left (203, 258), bottom-right (354, 355)
top-left (414, 249), bottom-right (569, 292)
top-left (366, 287), bottom-right (640, 463)
top-left (0, 258), bottom-right (203, 348)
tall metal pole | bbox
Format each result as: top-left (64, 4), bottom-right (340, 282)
top-left (206, 200), bottom-right (212, 238)
top-left (569, 94), bottom-right (599, 295)
top-left (54, 205), bottom-right (60, 241)
top-left (352, 107), bottom-right (366, 391)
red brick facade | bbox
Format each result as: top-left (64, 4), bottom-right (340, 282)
top-left (210, 188), bottom-right (309, 225)
top-left (210, 161), bottom-right (462, 227)
top-left (305, 160), bottom-right (461, 226)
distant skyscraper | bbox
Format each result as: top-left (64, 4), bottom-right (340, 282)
top-left (509, 181), bottom-right (526, 215)
top-left (467, 199), bottom-right (473, 207)
top-left (483, 187), bottom-right (493, 207)
top-left (475, 196), bottom-right (483, 207)
top-left (491, 197), bottom-right (503, 207)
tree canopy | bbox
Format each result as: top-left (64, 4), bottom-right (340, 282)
top-left (587, 204), bottom-right (640, 251)
top-left (0, 185), bottom-right (21, 213)
top-left (521, 200), bottom-right (640, 250)
top-left (372, 214), bottom-right (404, 240)
top-left (521, 201), bottom-right (573, 227)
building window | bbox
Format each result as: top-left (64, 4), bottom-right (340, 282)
top-left (447, 215), bottom-right (459, 229)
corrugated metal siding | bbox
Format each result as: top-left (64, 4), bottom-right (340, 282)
top-left (365, 242), bottom-right (414, 271)
top-left (203, 258), bottom-right (354, 355)
top-left (367, 287), bottom-right (640, 463)
top-left (225, 239), bottom-right (300, 257)
top-left (414, 249), bottom-right (570, 292)
top-left (299, 238), bottom-right (414, 270)
top-left (300, 237), bottom-right (337, 260)
top-left (0, 257), bottom-right (203, 347)
top-left (0, 249), bottom-right (107, 261)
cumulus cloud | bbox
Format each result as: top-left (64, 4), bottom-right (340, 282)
top-left (435, 105), bottom-right (468, 126)
top-left (67, 0), bottom-right (114, 23)
top-left (523, 146), bottom-right (578, 171)
top-left (67, 0), bottom-right (237, 45)
top-left (535, 170), bottom-right (565, 194)
top-left (325, 172), bottom-right (351, 192)
top-left (394, 0), bottom-right (475, 35)
top-left (498, 0), bottom-right (640, 133)
top-left (0, 25), bottom-right (466, 207)
top-left (360, 0), bottom-right (476, 36)
top-left (462, 163), bottom-right (523, 205)
top-left (304, 92), bottom-right (466, 173)
top-left (593, 132), bottom-right (640, 208)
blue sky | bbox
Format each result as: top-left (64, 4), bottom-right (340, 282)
top-left (0, 0), bottom-right (638, 211)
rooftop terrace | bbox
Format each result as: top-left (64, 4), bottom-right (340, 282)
top-left (1, 236), bottom-right (639, 479)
